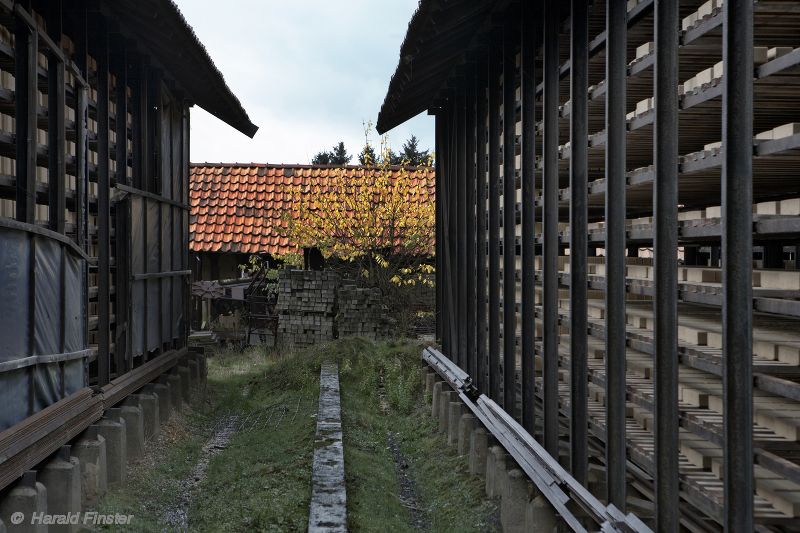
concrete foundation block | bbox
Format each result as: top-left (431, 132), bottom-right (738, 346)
top-left (0, 471), bottom-right (47, 533)
top-left (0, 518), bottom-right (5, 533)
top-left (501, 469), bottom-right (529, 533)
top-left (469, 427), bottom-right (489, 477)
top-left (95, 410), bottom-right (127, 486)
top-left (71, 427), bottom-right (107, 508)
top-left (176, 366), bottom-right (192, 403)
top-left (437, 390), bottom-right (457, 434)
top-left (119, 405), bottom-right (145, 462)
top-left (457, 414), bottom-right (478, 456)
top-left (128, 393), bottom-right (159, 440)
top-left (38, 447), bottom-right (81, 533)
top-left (447, 402), bottom-right (465, 446)
top-left (161, 373), bottom-right (183, 411)
top-left (485, 446), bottom-right (509, 499)
top-left (526, 493), bottom-right (559, 532)
top-left (144, 383), bottom-right (172, 424)
top-left (431, 382), bottom-right (443, 418)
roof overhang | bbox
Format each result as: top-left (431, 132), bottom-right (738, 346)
top-left (102, 0), bottom-right (258, 138)
top-left (376, 0), bottom-right (504, 134)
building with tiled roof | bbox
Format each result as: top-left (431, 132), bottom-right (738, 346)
top-left (189, 163), bottom-right (436, 281)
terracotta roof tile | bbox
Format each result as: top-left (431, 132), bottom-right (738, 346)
top-left (189, 163), bottom-right (435, 255)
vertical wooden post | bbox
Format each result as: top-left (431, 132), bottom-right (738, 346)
top-left (92, 13), bottom-right (111, 385)
top-left (542, 0), bottom-right (560, 456)
top-left (15, 10), bottom-right (37, 224)
top-left (569, 0), bottom-right (589, 486)
top-left (605, 0), bottom-right (628, 510)
top-left (47, 0), bottom-right (66, 234)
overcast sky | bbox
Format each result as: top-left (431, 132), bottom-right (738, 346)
top-left (174, 0), bottom-right (433, 165)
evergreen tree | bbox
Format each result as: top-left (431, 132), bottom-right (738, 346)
top-left (330, 141), bottom-right (351, 165)
top-left (312, 141), bottom-right (351, 165)
top-left (359, 144), bottom-right (378, 165)
top-left (400, 135), bottom-right (430, 166)
top-left (312, 151), bottom-right (332, 165)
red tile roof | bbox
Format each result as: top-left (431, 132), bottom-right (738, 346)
top-left (190, 163), bottom-right (436, 255)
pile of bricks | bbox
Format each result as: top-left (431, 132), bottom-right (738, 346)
top-left (337, 284), bottom-right (385, 340)
top-left (276, 269), bottom-right (340, 347)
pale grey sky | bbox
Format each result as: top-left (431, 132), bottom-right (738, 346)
top-left (174, 0), bottom-right (434, 165)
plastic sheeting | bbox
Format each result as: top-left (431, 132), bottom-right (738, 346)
top-left (0, 225), bottom-right (88, 431)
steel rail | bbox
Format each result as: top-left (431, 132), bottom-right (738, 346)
top-left (422, 347), bottom-right (652, 533)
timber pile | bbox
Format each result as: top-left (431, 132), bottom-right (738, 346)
top-left (276, 270), bottom-right (339, 347)
top-left (337, 284), bottom-right (385, 340)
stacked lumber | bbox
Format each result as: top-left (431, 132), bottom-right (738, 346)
top-left (276, 270), bottom-right (339, 347)
top-left (337, 284), bottom-right (385, 340)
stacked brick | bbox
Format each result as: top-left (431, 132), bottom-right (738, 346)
top-left (337, 285), bottom-right (386, 340)
top-left (276, 270), bottom-right (340, 347)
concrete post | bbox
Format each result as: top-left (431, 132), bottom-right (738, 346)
top-left (38, 447), bottom-right (81, 533)
top-left (187, 359), bottom-right (200, 390)
top-left (485, 446), bottom-right (509, 499)
top-left (447, 402), bottom-right (465, 446)
top-left (119, 405), bottom-right (145, 461)
top-left (176, 366), bottom-right (192, 403)
top-left (501, 469), bottom-right (529, 533)
top-left (160, 373), bottom-right (183, 411)
top-left (526, 493), bottom-right (559, 532)
top-left (71, 427), bottom-right (107, 508)
top-left (431, 382), bottom-right (443, 418)
top-left (438, 390), bottom-right (457, 434)
top-left (0, 471), bottom-right (47, 533)
top-left (457, 413), bottom-right (478, 456)
top-left (128, 393), bottom-right (159, 440)
top-left (95, 410), bottom-right (127, 486)
top-left (144, 382), bottom-right (172, 424)
top-left (424, 371), bottom-right (437, 399)
top-left (469, 427), bottom-right (489, 477)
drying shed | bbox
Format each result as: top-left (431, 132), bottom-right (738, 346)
top-left (0, 0), bottom-right (255, 491)
top-left (380, 0), bottom-right (800, 530)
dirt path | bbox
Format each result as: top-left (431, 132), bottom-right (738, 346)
top-left (164, 415), bottom-right (240, 530)
top-left (378, 372), bottom-right (430, 531)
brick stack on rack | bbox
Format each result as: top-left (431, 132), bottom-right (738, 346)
top-left (276, 270), bottom-right (340, 347)
top-left (337, 284), bottom-right (386, 340)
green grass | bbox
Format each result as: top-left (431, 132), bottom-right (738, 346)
top-left (93, 339), bottom-right (497, 532)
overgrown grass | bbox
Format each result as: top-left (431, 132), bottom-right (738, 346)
top-left (93, 338), bottom-right (496, 532)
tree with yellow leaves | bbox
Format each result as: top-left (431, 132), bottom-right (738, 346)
top-left (280, 130), bottom-right (435, 332)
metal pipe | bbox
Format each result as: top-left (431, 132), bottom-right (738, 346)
top-left (520, 0), bottom-right (537, 435)
top-left (543, 0), bottom-right (560, 457)
top-left (502, 16), bottom-right (518, 418)
top-left (569, 0), bottom-right (589, 487)
top-left (605, 0), bottom-right (627, 510)
top-left (722, 0), bottom-right (754, 528)
top-left (653, 1), bottom-right (680, 530)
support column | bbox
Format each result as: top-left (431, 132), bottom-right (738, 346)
top-left (502, 14), bottom-right (518, 418)
top-left (466, 62), bottom-right (478, 380)
top-left (488, 29), bottom-right (502, 403)
top-left (520, 0), bottom-right (537, 437)
top-left (47, 1), bottom-right (66, 234)
top-left (722, 0), bottom-right (754, 529)
top-left (14, 12), bottom-right (37, 224)
top-left (542, 0), bottom-right (560, 457)
top-left (476, 52), bottom-right (489, 394)
top-left (569, 0), bottom-right (589, 486)
top-left (654, 1), bottom-right (680, 530)
top-left (605, 0), bottom-right (628, 510)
